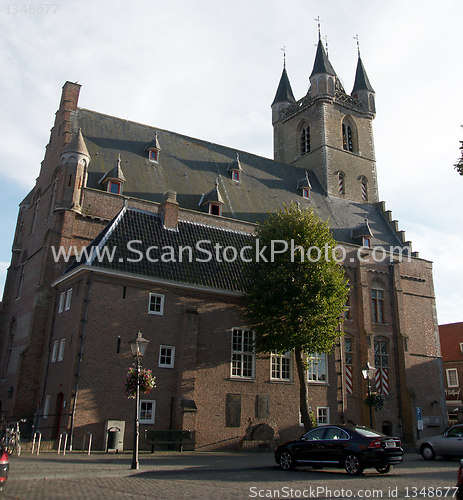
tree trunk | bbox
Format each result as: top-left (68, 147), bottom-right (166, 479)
top-left (295, 348), bottom-right (313, 432)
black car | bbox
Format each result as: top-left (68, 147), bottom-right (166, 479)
top-left (275, 425), bottom-right (403, 475)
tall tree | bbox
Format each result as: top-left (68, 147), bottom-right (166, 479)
top-left (244, 204), bottom-right (349, 431)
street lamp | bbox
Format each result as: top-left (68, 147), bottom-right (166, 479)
top-left (129, 331), bottom-right (150, 470)
top-left (361, 362), bottom-right (375, 429)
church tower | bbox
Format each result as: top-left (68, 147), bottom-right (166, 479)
top-left (272, 35), bottom-right (378, 203)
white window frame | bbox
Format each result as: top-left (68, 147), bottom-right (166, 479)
top-left (447, 368), bottom-right (459, 388)
top-left (139, 399), bottom-right (155, 424)
top-left (43, 395), bottom-right (51, 420)
top-left (65, 288), bottom-right (72, 311)
top-left (317, 406), bottom-right (330, 425)
top-left (231, 328), bottom-right (255, 379)
top-left (58, 338), bottom-right (65, 362)
top-left (159, 345), bottom-right (175, 368)
top-left (148, 293), bottom-right (164, 315)
top-left (59, 292), bottom-right (66, 313)
top-left (307, 352), bottom-right (328, 383)
top-left (51, 340), bottom-right (59, 362)
top-left (270, 351), bottom-right (292, 381)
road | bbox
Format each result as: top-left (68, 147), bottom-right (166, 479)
top-left (2, 451), bottom-right (461, 499)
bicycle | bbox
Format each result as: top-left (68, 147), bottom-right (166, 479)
top-left (1, 419), bottom-right (26, 456)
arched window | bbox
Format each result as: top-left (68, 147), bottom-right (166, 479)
top-left (300, 126), bottom-right (310, 156)
top-left (361, 177), bottom-right (368, 201)
top-left (338, 172), bottom-right (346, 195)
top-left (374, 337), bottom-right (389, 395)
top-left (372, 281), bottom-right (385, 323)
top-left (342, 123), bottom-right (354, 152)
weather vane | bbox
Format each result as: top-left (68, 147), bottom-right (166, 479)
top-left (281, 46), bottom-right (286, 67)
top-left (323, 35), bottom-right (329, 58)
top-left (314, 16), bottom-right (321, 39)
top-left (354, 34), bottom-right (360, 55)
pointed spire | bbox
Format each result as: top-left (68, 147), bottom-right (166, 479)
top-left (227, 153), bottom-right (243, 172)
top-left (63, 128), bottom-right (89, 157)
top-left (145, 131), bottom-right (161, 151)
top-left (310, 38), bottom-right (336, 77)
top-left (352, 55), bottom-right (374, 94)
top-left (272, 65), bottom-right (296, 105)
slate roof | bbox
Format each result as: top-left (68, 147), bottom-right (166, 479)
top-left (439, 322), bottom-right (463, 363)
top-left (272, 66), bottom-right (296, 105)
top-left (68, 207), bottom-right (252, 293)
top-left (70, 107), bottom-right (403, 249)
top-left (310, 38), bottom-right (336, 77)
top-left (352, 56), bottom-right (375, 94)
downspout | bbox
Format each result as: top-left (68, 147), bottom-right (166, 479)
top-left (389, 263), bottom-right (404, 441)
top-left (69, 271), bottom-right (92, 450)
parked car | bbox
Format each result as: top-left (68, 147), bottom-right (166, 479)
top-left (0, 446), bottom-right (8, 491)
top-left (275, 425), bottom-right (404, 476)
top-left (415, 424), bottom-right (463, 460)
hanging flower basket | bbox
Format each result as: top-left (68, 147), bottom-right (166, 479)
top-left (124, 367), bottom-right (156, 399)
top-left (364, 392), bottom-right (385, 411)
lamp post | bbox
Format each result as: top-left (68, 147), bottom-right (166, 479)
top-left (361, 362), bottom-right (375, 429)
top-left (129, 331), bottom-right (149, 470)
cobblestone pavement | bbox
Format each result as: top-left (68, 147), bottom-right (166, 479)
top-left (2, 451), bottom-right (461, 499)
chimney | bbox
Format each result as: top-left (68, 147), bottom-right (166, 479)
top-left (159, 190), bottom-right (179, 229)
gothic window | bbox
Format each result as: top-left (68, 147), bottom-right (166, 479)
top-left (300, 126), bottom-right (310, 155)
top-left (374, 338), bottom-right (389, 395)
top-left (30, 191), bottom-right (41, 236)
top-left (342, 123), bottom-right (354, 152)
top-left (372, 282), bottom-right (385, 323)
top-left (361, 177), bottom-right (368, 201)
top-left (338, 172), bottom-right (345, 195)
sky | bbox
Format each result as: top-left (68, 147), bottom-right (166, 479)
top-left (0, 0), bottom-right (462, 325)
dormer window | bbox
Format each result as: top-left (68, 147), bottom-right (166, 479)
top-left (362, 236), bottom-right (371, 248)
top-left (108, 180), bottom-right (122, 195)
top-left (99, 154), bottom-right (126, 195)
top-left (149, 150), bottom-right (159, 163)
top-left (227, 153), bottom-right (243, 182)
top-left (145, 132), bottom-right (161, 164)
top-left (302, 188), bottom-right (310, 199)
top-left (199, 179), bottom-right (224, 216)
top-left (209, 203), bottom-right (221, 216)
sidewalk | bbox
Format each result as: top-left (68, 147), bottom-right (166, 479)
top-left (8, 450), bottom-right (274, 481)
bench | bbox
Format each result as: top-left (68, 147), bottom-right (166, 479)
top-left (144, 430), bottom-right (195, 452)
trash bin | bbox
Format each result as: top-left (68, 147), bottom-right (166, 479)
top-left (107, 427), bottom-right (120, 452)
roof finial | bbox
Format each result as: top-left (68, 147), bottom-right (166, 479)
top-left (117, 153), bottom-right (121, 166)
top-left (281, 46), bottom-right (286, 68)
top-left (314, 16), bottom-right (321, 40)
top-left (323, 35), bottom-right (329, 58)
top-left (354, 34), bottom-right (360, 56)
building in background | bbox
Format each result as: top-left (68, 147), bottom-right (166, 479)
top-left (439, 322), bottom-right (463, 424)
top-left (0, 35), bottom-right (446, 450)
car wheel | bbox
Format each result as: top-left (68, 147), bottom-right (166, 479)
top-left (279, 451), bottom-right (296, 471)
top-left (344, 453), bottom-right (363, 475)
top-left (421, 445), bottom-right (436, 460)
top-left (375, 465), bottom-right (391, 474)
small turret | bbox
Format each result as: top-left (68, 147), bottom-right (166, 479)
top-left (59, 128), bottom-right (90, 210)
top-left (309, 37), bottom-right (336, 99)
top-left (271, 64), bottom-right (295, 125)
top-left (351, 54), bottom-right (375, 116)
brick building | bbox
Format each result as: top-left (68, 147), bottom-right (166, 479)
top-left (439, 322), bottom-right (463, 424)
top-left (0, 36), bottom-right (446, 450)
